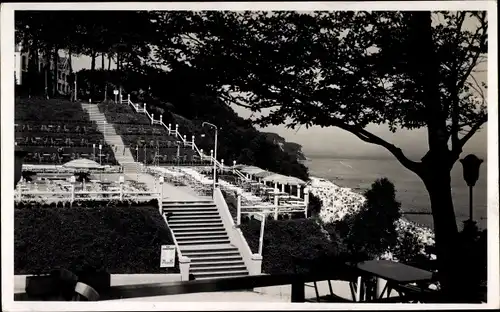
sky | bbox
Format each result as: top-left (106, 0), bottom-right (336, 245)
top-left (68, 12), bottom-right (488, 161)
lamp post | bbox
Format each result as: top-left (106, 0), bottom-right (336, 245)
top-left (459, 154), bottom-right (483, 222)
top-left (202, 122), bottom-right (218, 196)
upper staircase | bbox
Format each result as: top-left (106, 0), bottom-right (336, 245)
top-left (81, 103), bottom-right (138, 174)
top-left (162, 200), bottom-right (249, 280)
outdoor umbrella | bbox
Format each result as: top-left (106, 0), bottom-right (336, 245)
top-left (62, 158), bottom-right (103, 170)
top-left (240, 166), bottom-right (266, 175)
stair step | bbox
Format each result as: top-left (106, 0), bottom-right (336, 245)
top-left (163, 203), bottom-right (216, 207)
top-left (165, 211), bottom-right (219, 216)
top-left (190, 259), bottom-right (245, 266)
top-left (192, 270), bottom-right (249, 279)
top-left (163, 208), bottom-right (218, 214)
top-left (169, 215), bottom-right (221, 220)
top-left (194, 274), bottom-right (250, 281)
top-left (181, 247), bottom-right (240, 255)
top-left (190, 264), bottom-right (247, 273)
top-left (176, 234), bottom-right (228, 241)
top-left (168, 220), bottom-right (222, 226)
top-left (173, 230), bottom-right (227, 237)
top-left (177, 239), bottom-right (230, 245)
top-left (172, 226), bottom-right (225, 232)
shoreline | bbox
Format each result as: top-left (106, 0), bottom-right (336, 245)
top-left (306, 176), bottom-right (436, 257)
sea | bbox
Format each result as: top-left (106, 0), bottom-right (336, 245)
top-left (304, 156), bottom-right (488, 230)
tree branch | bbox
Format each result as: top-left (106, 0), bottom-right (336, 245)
top-left (457, 116), bottom-right (487, 150)
top-left (331, 122), bottom-right (422, 174)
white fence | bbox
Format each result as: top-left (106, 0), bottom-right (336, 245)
top-left (236, 189), bottom-right (309, 223)
top-left (121, 94), bottom-right (249, 181)
top-left (15, 185), bottom-right (161, 203)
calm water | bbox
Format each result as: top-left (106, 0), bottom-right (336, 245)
top-left (305, 157), bottom-right (488, 229)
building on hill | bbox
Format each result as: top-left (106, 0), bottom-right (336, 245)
top-left (14, 44), bottom-right (72, 95)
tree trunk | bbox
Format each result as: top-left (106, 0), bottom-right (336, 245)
top-left (52, 46), bottom-right (58, 96)
top-left (68, 47), bottom-right (73, 100)
top-left (90, 50), bottom-right (97, 99)
top-left (420, 160), bottom-right (467, 302)
top-left (44, 46), bottom-right (52, 98)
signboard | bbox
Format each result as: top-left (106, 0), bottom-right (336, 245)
top-left (113, 90), bottom-right (119, 95)
top-left (160, 245), bottom-right (176, 268)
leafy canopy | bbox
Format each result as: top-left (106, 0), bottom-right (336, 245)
top-left (153, 11), bottom-right (487, 172)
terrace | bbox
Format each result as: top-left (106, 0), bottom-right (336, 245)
top-left (97, 99), bottom-right (210, 165)
top-left (15, 98), bottom-right (118, 165)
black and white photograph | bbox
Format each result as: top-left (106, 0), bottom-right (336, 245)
top-left (1, 1), bottom-right (498, 310)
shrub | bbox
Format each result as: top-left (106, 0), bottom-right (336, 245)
top-left (240, 218), bottom-right (341, 274)
top-left (307, 193), bottom-right (322, 218)
top-left (331, 177), bottom-right (401, 260)
top-left (14, 199), bottom-right (177, 274)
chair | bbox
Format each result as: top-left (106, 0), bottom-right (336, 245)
top-left (292, 256), bottom-right (357, 303)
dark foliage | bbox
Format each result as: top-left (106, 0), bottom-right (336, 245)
top-left (330, 178), bottom-right (402, 260)
top-left (14, 199), bottom-right (179, 274)
top-left (240, 218), bottom-right (342, 274)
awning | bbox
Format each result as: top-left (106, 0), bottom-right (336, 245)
top-left (262, 174), bottom-right (306, 185)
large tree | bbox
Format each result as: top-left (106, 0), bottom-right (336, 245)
top-left (153, 11), bottom-right (488, 300)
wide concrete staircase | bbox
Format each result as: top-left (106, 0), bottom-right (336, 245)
top-left (162, 200), bottom-right (249, 280)
top-left (81, 103), bottom-right (138, 175)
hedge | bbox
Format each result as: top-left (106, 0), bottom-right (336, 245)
top-left (14, 200), bottom-right (179, 274)
top-left (240, 218), bottom-right (342, 274)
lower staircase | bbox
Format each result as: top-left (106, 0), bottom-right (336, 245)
top-left (162, 200), bottom-right (249, 280)
top-left (81, 102), bottom-right (138, 175)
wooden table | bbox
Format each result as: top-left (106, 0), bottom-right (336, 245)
top-left (356, 260), bottom-right (433, 301)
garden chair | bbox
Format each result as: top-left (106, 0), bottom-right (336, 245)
top-left (292, 256), bottom-right (358, 303)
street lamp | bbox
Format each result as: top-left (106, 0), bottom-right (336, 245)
top-left (202, 122), bottom-right (218, 196)
top-left (459, 154), bottom-right (483, 222)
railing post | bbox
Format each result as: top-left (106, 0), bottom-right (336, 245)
top-left (120, 94), bottom-right (123, 103)
top-left (160, 114), bottom-right (163, 124)
top-left (258, 214), bottom-right (266, 255)
top-left (191, 135), bottom-right (195, 150)
top-left (296, 184), bottom-right (301, 198)
top-left (232, 160), bottom-right (236, 174)
top-left (151, 113), bottom-right (155, 125)
top-left (179, 256), bottom-right (191, 281)
top-left (119, 175), bottom-right (124, 201)
top-left (304, 187), bottom-right (310, 207)
top-left (274, 188), bottom-right (279, 220)
top-left (70, 176), bottom-right (76, 206)
top-left (168, 123), bottom-right (172, 135)
top-left (127, 94), bottom-right (130, 103)
top-left (159, 176), bottom-right (164, 204)
top-left (143, 103), bottom-right (146, 112)
top-left (210, 150), bottom-right (213, 165)
top-left (183, 135), bottom-right (187, 144)
top-left (175, 124), bottom-right (179, 137)
top-left (236, 189), bottom-right (242, 225)
top-left (274, 182), bottom-right (278, 190)
top-left (221, 159), bottom-right (224, 172)
top-left (281, 183), bottom-right (285, 193)
top-left (251, 254), bottom-right (263, 276)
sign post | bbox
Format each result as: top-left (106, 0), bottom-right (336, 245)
top-left (160, 245), bottom-right (176, 268)
top-left (113, 90), bottom-right (119, 103)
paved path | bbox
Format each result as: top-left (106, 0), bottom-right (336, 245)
top-left (124, 172), bottom-right (211, 202)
